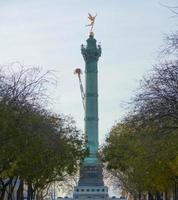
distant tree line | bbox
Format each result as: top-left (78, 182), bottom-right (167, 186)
top-left (0, 64), bottom-right (86, 200)
top-left (102, 31), bottom-right (178, 199)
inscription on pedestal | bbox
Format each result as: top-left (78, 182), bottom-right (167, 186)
top-left (79, 165), bottom-right (104, 187)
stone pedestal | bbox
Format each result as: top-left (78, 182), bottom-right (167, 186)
top-left (73, 164), bottom-right (108, 199)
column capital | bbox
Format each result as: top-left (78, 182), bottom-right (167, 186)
top-left (81, 35), bottom-right (101, 62)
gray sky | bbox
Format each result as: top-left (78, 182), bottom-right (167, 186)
top-left (0, 0), bottom-right (177, 144)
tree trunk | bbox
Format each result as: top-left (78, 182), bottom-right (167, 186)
top-left (17, 180), bottom-right (24, 200)
top-left (0, 178), bottom-right (12, 200)
top-left (0, 186), bottom-right (6, 200)
top-left (10, 177), bottom-right (18, 200)
top-left (138, 192), bottom-right (141, 200)
top-left (148, 192), bottom-right (154, 200)
top-left (27, 183), bottom-right (32, 200)
top-left (36, 190), bottom-right (44, 200)
top-left (156, 192), bottom-right (162, 200)
top-left (7, 181), bottom-right (12, 200)
top-left (164, 192), bottom-right (168, 200)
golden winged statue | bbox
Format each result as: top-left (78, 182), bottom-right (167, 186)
top-left (86, 13), bottom-right (97, 33)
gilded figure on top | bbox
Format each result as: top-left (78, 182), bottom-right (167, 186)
top-left (86, 13), bottom-right (97, 33)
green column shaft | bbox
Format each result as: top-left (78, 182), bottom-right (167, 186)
top-left (81, 33), bottom-right (101, 165)
top-left (85, 61), bottom-right (98, 156)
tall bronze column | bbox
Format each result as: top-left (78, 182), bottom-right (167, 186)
top-left (81, 32), bottom-right (101, 165)
top-left (73, 32), bottom-right (108, 199)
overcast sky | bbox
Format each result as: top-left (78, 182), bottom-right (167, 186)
top-left (0, 0), bottom-right (177, 144)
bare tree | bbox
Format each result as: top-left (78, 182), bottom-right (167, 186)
top-left (0, 62), bottom-right (56, 108)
